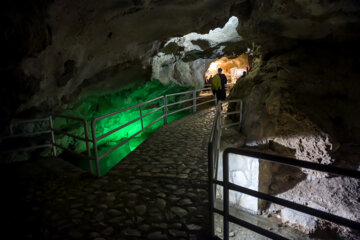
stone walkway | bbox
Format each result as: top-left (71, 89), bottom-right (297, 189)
top-left (2, 107), bottom-right (216, 240)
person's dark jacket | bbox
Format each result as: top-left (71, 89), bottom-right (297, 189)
top-left (218, 73), bottom-right (228, 100)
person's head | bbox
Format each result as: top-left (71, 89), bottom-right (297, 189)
top-left (242, 71), bottom-right (246, 76)
top-left (218, 68), bottom-right (222, 73)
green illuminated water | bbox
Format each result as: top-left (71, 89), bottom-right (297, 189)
top-left (54, 79), bottom-right (193, 176)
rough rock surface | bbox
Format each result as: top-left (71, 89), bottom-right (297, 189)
top-left (228, 39), bottom-right (360, 237)
top-left (3, 0), bottom-right (360, 124)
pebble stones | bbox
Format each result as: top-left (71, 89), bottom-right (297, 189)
top-left (147, 231), bottom-right (167, 240)
top-left (135, 205), bottom-right (147, 215)
top-left (171, 207), bottom-right (188, 218)
top-left (122, 228), bottom-right (141, 237)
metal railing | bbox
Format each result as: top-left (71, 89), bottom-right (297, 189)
top-left (1, 85), bottom-right (227, 176)
top-left (51, 114), bottom-right (93, 173)
top-left (0, 117), bottom-right (56, 157)
top-left (208, 99), bottom-right (243, 238)
top-left (208, 103), bottom-right (360, 239)
top-left (90, 86), bottom-right (218, 176)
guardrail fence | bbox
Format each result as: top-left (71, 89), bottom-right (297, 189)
top-left (0, 117), bottom-right (56, 158)
top-left (1, 85), bottom-right (227, 176)
top-left (208, 101), bottom-right (360, 239)
top-left (208, 99), bottom-right (243, 238)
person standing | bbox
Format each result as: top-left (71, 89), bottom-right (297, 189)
top-left (217, 68), bottom-right (227, 101)
top-left (211, 68), bottom-right (228, 103)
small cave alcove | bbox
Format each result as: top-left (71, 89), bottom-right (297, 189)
top-left (205, 54), bottom-right (252, 85)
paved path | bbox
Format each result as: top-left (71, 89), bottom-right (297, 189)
top-left (2, 107), bottom-right (215, 240)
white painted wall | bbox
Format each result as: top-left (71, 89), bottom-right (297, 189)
top-left (216, 152), bottom-right (259, 213)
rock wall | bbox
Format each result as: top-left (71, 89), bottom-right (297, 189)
top-left (4, 0), bottom-right (360, 124)
top-left (228, 39), bottom-right (360, 236)
top-left (1, 0), bottom-right (236, 128)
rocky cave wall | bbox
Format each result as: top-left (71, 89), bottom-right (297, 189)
top-left (3, 0), bottom-right (360, 124)
top-left (228, 40), bottom-right (360, 234)
top-left (1, 0), bottom-right (238, 129)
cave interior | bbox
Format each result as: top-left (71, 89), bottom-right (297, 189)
top-left (1, 0), bottom-right (360, 239)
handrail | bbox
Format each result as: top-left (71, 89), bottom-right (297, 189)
top-left (226, 148), bottom-right (360, 179)
top-left (90, 86), bottom-right (218, 176)
top-left (166, 105), bottom-right (193, 116)
top-left (1, 117), bottom-right (53, 155)
top-left (93, 96), bottom-right (164, 122)
top-left (166, 90), bottom-right (194, 97)
top-left (9, 117), bottom-right (50, 135)
top-left (97, 115), bottom-right (165, 161)
top-left (208, 99), bottom-right (243, 238)
top-left (208, 99), bottom-right (360, 239)
top-left (220, 149), bottom-right (360, 239)
top-left (2, 85), bottom-right (223, 177)
top-left (96, 106), bottom-right (165, 141)
top-left (166, 98), bottom-right (193, 107)
top-left (51, 115), bottom-right (93, 174)
top-left (52, 129), bottom-right (90, 142)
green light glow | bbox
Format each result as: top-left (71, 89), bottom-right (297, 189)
top-left (54, 79), bottom-right (193, 176)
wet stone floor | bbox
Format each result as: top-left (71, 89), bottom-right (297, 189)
top-left (2, 108), bottom-right (216, 240)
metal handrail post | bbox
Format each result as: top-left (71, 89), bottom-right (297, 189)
top-left (91, 120), bottom-right (101, 177)
top-left (218, 103), bottom-right (222, 142)
top-left (83, 120), bottom-right (93, 175)
top-left (239, 100), bottom-right (243, 130)
top-left (139, 105), bottom-right (144, 130)
top-left (223, 146), bottom-right (230, 240)
top-left (49, 116), bottom-right (57, 157)
top-left (193, 91), bottom-right (197, 113)
top-left (163, 96), bottom-right (167, 125)
top-left (208, 141), bottom-right (215, 237)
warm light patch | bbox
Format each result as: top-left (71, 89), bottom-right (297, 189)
top-left (205, 54), bottom-right (251, 84)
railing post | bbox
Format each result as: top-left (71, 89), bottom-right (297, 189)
top-left (83, 120), bottom-right (93, 175)
top-left (91, 120), bottom-right (101, 177)
top-left (139, 105), bottom-right (144, 130)
top-left (223, 150), bottom-right (229, 240)
top-left (163, 96), bottom-right (167, 125)
top-left (49, 116), bottom-right (57, 157)
top-left (193, 91), bottom-right (197, 113)
top-left (208, 142), bottom-right (215, 237)
top-left (239, 100), bottom-right (243, 130)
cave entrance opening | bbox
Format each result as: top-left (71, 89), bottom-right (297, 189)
top-left (205, 53), bottom-right (251, 87)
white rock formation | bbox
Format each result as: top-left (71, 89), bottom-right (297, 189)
top-left (151, 16), bottom-right (242, 88)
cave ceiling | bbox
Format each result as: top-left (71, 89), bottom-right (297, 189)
top-left (1, 0), bottom-right (360, 124)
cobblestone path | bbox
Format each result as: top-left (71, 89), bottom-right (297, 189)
top-left (2, 107), bottom-right (215, 240)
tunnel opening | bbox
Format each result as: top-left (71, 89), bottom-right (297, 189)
top-left (205, 54), bottom-right (252, 86)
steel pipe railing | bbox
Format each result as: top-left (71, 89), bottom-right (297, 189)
top-left (2, 85), bottom-right (228, 177)
top-left (89, 87), bottom-right (218, 176)
top-left (208, 99), bottom-right (360, 239)
top-left (219, 149), bottom-right (360, 239)
top-left (1, 117), bottom-right (54, 155)
top-left (166, 98), bottom-right (193, 107)
top-left (52, 114), bottom-right (93, 174)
